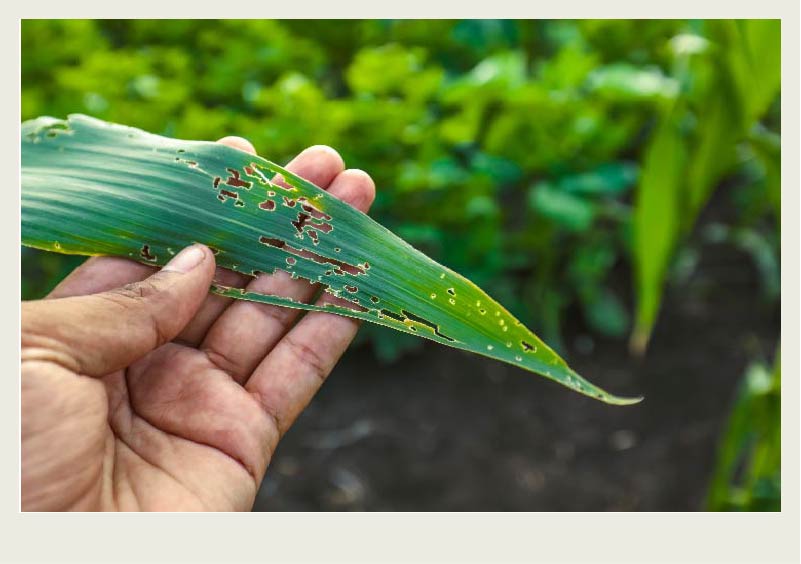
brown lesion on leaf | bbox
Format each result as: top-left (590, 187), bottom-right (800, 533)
top-left (258, 236), bottom-right (366, 276)
top-left (139, 244), bottom-right (156, 262)
top-left (521, 340), bottom-right (536, 352)
top-left (217, 189), bottom-right (242, 205)
top-left (258, 199), bottom-right (276, 211)
top-left (282, 196), bottom-right (297, 208)
top-left (447, 288), bottom-right (456, 296)
top-left (297, 198), bottom-right (332, 221)
top-left (370, 296), bottom-right (380, 304)
top-left (290, 210), bottom-right (333, 244)
top-left (344, 285), bottom-right (358, 293)
top-left (291, 212), bottom-right (311, 234)
top-left (224, 168), bottom-right (252, 189)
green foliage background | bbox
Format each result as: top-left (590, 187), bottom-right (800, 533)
top-left (21, 19), bottom-right (780, 509)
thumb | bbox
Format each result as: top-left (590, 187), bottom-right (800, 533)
top-left (22, 244), bottom-right (216, 377)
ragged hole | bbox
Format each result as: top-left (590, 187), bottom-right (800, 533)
top-left (400, 309), bottom-right (455, 342)
top-left (298, 198), bottom-right (332, 221)
top-left (140, 244), bottom-right (156, 262)
top-left (217, 189), bottom-right (240, 204)
top-left (225, 168), bottom-right (252, 189)
top-left (258, 236), bottom-right (365, 276)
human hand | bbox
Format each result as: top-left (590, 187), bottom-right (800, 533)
top-left (21, 138), bottom-right (375, 511)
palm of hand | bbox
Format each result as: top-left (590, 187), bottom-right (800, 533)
top-left (21, 140), bottom-right (375, 511)
top-left (25, 343), bottom-right (276, 511)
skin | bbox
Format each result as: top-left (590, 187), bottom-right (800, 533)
top-left (21, 138), bottom-right (376, 511)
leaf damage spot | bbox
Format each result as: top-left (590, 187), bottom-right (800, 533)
top-left (217, 189), bottom-right (243, 206)
top-left (140, 244), bottom-right (156, 262)
top-left (400, 309), bottom-right (455, 341)
top-left (298, 198), bottom-right (332, 221)
top-left (258, 236), bottom-right (366, 276)
top-left (290, 210), bottom-right (333, 244)
top-left (224, 168), bottom-right (252, 189)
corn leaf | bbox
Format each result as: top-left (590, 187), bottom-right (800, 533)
top-left (21, 114), bottom-right (640, 405)
top-left (631, 112), bottom-right (687, 352)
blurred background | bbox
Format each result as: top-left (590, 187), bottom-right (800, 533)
top-left (21, 20), bottom-right (780, 511)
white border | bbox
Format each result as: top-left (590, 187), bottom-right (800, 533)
top-left (3, 3), bottom-right (799, 563)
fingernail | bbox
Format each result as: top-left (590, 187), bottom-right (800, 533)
top-left (162, 244), bottom-right (207, 273)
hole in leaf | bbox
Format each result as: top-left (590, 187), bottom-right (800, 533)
top-left (298, 198), bottom-right (332, 221)
top-left (139, 244), bottom-right (156, 262)
top-left (258, 236), bottom-right (366, 276)
top-left (400, 309), bottom-right (455, 341)
top-left (380, 309), bottom-right (406, 323)
top-left (217, 189), bottom-right (240, 204)
top-left (224, 168), bottom-right (252, 189)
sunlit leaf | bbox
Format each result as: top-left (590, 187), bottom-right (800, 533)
top-left (586, 63), bottom-right (679, 101)
top-left (631, 113), bottom-right (687, 352)
top-left (21, 114), bottom-right (641, 405)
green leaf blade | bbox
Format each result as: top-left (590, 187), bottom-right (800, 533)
top-left (22, 114), bottom-right (641, 405)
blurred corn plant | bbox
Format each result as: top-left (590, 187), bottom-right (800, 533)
top-left (707, 349), bottom-right (781, 511)
top-left (21, 19), bottom-right (780, 362)
top-left (631, 20), bottom-right (781, 352)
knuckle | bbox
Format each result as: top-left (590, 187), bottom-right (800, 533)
top-left (203, 346), bottom-right (245, 381)
top-left (284, 334), bottom-right (331, 384)
top-left (114, 278), bottom-right (162, 301)
top-left (103, 277), bottom-right (174, 348)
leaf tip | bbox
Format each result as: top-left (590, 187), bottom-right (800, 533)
top-left (602, 394), bottom-right (645, 407)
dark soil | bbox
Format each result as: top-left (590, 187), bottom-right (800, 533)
top-left (253, 240), bottom-right (779, 512)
